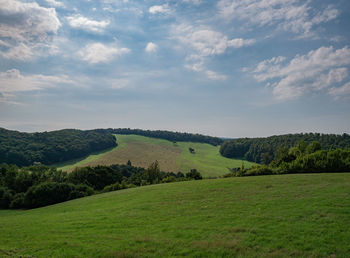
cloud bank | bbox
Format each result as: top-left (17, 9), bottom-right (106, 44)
top-left (0, 0), bottom-right (61, 60)
top-left (251, 46), bottom-right (350, 100)
top-left (0, 69), bottom-right (72, 93)
top-left (217, 0), bottom-right (339, 37)
top-left (173, 24), bottom-right (255, 80)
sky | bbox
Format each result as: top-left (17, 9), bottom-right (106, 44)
top-left (0, 0), bottom-right (350, 138)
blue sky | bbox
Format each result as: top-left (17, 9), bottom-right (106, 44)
top-left (0, 0), bottom-right (350, 137)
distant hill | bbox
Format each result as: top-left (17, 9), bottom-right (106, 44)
top-left (2, 127), bottom-right (350, 168)
top-left (57, 134), bottom-right (255, 177)
top-left (0, 127), bottom-right (224, 167)
top-left (0, 128), bottom-right (117, 167)
top-left (220, 133), bottom-right (350, 164)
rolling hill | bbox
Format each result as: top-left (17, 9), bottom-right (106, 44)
top-left (1, 173), bottom-right (349, 257)
top-left (57, 134), bottom-right (256, 177)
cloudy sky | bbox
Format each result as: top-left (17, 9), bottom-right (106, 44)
top-left (1, 0), bottom-right (350, 137)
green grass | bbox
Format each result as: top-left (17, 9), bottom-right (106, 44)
top-left (57, 134), bottom-right (255, 177)
top-left (1, 173), bottom-right (349, 257)
top-left (176, 141), bottom-right (249, 177)
top-left (55, 146), bottom-right (119, 172)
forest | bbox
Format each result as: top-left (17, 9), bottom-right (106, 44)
top-left (224, 141), bottom-right (350, 177)
top-left (0, 161), bottom-right (202, 209)
top-left (220, 133), bottom-right (350, 164)
top-left (0, 128), bottom-right (117, 167)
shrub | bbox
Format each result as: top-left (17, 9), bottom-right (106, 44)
top-left (0, 186), bottom-right (13, 209)
top-left (245, 165), bottom-right (275, 176)
top-left (68, 166), bottom-right (123, 190)
top-left (68, 184), bottom-right (94, 199)
top-left (24, 182), bottom-right (93, 208)
top-left (186, 169), bottom-right (202, 180)
top-left (102, 182), bottom-right (123, 193)
top-left (10, 193), bottom-right (25, 209)
top-left (162, 176), bottom-right (177, 183)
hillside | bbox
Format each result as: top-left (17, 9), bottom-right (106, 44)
top-left (57, 134), bottom-right (256, 177)
top-left (1, 174), bottom-right (349, 257)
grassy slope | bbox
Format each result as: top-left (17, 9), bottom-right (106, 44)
top-left (57, 134), bottom-right (255, 177)
top-left (1, 173), bottom-right (350, 257)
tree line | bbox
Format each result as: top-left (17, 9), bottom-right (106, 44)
top-left (0, 161), bottom-right (202, 209)
top-left (223, 141), bottom-right (350, 177)
top-left (105, 128), bottom-right (224, 146)
top-left (0, 128), bottom-right (117, 167)
top-left (220, 133), bottom-right (350, 164)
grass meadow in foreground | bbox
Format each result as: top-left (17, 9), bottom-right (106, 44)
top-left (57, 134), bottom-right (255, 177)
top-left (1, 173), bottom-right (349, 257)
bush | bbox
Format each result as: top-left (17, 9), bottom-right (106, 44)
top-left (186, 169), bottom-right (202, 180)
top-left (68, 184), bottom-right (94, 199)
top-left (10, 193), bottom-right (25, 209)
top-left (102, 182), bottom-right (123, 193)
top-left (0, 186), bottom-right (13, 209)
top-left (162, 176), bottom-right (177, 183)
top-left (245, 165), bottom-right (275, 176)
top-left (68, 166), bottom-right (123, 190)
top-left (24, 182), bottom-right (93, 208)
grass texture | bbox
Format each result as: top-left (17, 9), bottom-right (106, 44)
top-left (1, 173), bottom-right (349, 257)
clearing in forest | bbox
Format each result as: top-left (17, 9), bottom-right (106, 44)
top-left (57, 134), bottom-right (255, 177)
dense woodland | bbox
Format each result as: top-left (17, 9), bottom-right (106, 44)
top-left (226, 141), bottom-right (350, 177)
top-left (0, 161), bottom-right (202, 209)
top-left (0, 128), bottom-right (117, 167)
top-left (220, 133), bottom-right (350, 164)
top-left (106, 128), bottom-right (224, 146)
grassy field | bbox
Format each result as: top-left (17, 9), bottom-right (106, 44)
top-left (57, 134), bottom-right (255, 177)
top-left (1, 173), bottom-right (349, 257)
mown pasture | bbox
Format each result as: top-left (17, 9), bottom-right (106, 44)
top-left (1, 173), bottom-right (349, 257)
top-left (57, 134), bottom-right (256, 177)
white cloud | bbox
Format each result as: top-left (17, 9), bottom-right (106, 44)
top-left (0, 69), bottom-right (72, 93)
top-left (145, 42), bottom-right (158, 53)
top-left (1, 43), bottom-right (34, 61)
top-left (217, 0), bottom-right (339, 37)
top-left (173, 24), bottom-right (255, 58)
top-left (67, 15), bottom-right (110, 32)
top-left (45, 0), bottom-right (65, 8)
top-left (0, 0), bottom-right (61, 41)
top-left (78, 43), bottom-right (130, 64)
top-left (173, 24), bottom-right (255, 80)
top-left (0, 0), bottom-right (61, 60)
top-left (251, 46), bottom-right (350, 100)
top-left (205, 70), bottom-right (227, 80)
top-left (149, 4), bottom-right (170, 14)
top-left (329, 82), bottom-right (350, 100)
top-left (182, 0), bottom-right (201, 5)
